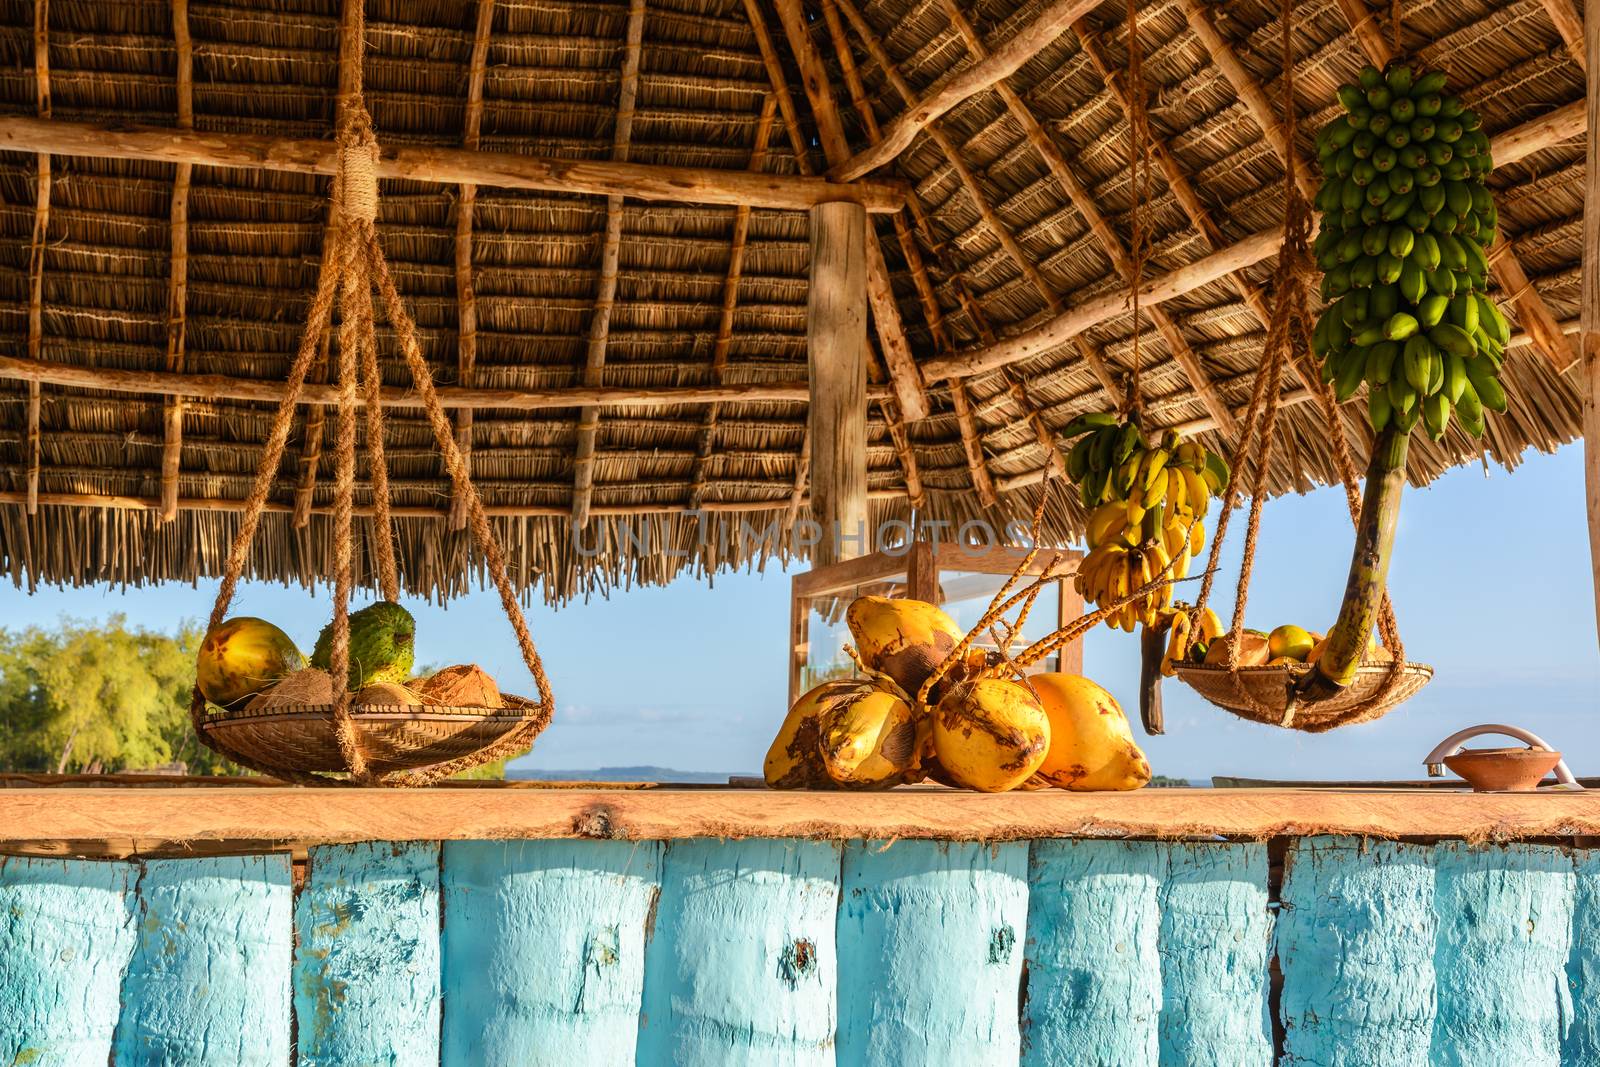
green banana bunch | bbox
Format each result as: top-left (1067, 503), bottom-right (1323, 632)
top-left (1312, 63), bottom-right (1509, 442)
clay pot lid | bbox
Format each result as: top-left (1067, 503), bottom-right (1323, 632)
top-left (1443, 746), bottom-right (1563, 793)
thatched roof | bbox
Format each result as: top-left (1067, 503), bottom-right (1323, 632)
top-left (0, 0), bottom-right (1586, 602)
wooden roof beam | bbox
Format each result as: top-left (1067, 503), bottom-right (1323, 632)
top-left (1328, 4), bottom-right (1578, 372)
top-left (1583, 0), bottom-right (1600, 653)
top-left (24, 0), bottom-right (49, 517)
top-left (935, 0), bottom-right (1236, 436)
top-left (689, 94), bottom-right (779, 511)
top-left (449, 0), bottom-right (495, 530)
top-left (0, 353), bottom-right (891, 410)
top-left (0, 116), bottom-right (909, 215)
top-left (570, 0), bottom-right (645, 529)
top-left (769, 0), bottom-right (930, 423)
top-left (829, 0), bottom-right (1104, 181)
top-left (1538, 0), bottom-right (1585, 71)
top-left (158, 0), bottom-right (193, 525)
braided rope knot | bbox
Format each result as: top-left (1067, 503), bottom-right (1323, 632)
top-left (341, 136), bottom-right (380, 225)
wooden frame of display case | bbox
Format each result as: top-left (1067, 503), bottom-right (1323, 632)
top-left (788, 541), bottom-right (1085, 705)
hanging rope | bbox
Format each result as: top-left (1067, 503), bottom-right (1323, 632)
top-left (1185, 0), bottom-right (1406, 726)
top-left (1121, 0), bottom-right (1153, 419)
top-left (188, 0), bottom-right (555, 785)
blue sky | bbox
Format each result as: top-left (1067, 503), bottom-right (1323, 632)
top-left (7, 442), bottom-right (1596, 782)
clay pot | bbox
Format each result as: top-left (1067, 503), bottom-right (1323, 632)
top-left (1443, 746), bottom-right (1563, 792)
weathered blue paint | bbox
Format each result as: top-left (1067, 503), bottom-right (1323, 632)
top-left (294, 841), bottom-right (440, 1066)
top-left (837, 840), bottom-right (1028, 1066)
top-left (1158, 842), bottom-right (1271, 1067)
top-left (1277, 835), bottom-right (1437, 1066)
top-left (442, 840), bottom-right (661, 1066)
top-left (1565, 848), bottom-right (1600, 1065)
top-left (113, 854), bottom-right (293, 1066)
top-left (0, 856), bottom-right (136, 1066)
top-left (1431, 841), bottom-right (1574, 1066)
top-left (1022, 839), bottom-right (1162, 1067)
top-left (639, 838), bottom-right (840, 1066)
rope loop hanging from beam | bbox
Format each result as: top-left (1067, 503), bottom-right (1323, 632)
top-left (186, 0), bottom-right (555, 786)
top-left (1179, 0), bottom-right (1409, 728)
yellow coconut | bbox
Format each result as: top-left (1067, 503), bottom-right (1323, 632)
top-left (764, 679), bottom-right (858, 789)
top-left (816, 681), bottom-right (922, 788)
top-left (197, 617), bottom-right (305, 708)
top-left (931, 678), bottom-right (1051, 793)
top-left (846, 596), bottom-right (964, 697)
top-left (1028, 674), bottom-right (1152, 792)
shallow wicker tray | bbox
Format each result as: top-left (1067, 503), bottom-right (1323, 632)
top-left (1171, 660), bottom-right (1433, 732)
top-left (200, 694), bottom-right (541, 774)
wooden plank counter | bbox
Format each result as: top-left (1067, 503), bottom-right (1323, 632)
top-left (1, 786), bottom-right (1599, 856)
top-left (4, 785), bottom-right (1599, 1064)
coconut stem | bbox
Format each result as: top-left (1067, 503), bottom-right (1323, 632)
top-left (1301, 425), bottom-right (1408, 696)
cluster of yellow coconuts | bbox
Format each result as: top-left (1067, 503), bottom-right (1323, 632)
top-left (764, 596), bottom-right (1151, 793)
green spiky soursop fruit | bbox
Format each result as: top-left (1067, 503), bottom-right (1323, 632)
top-left (311, 601), bottom-right (416, 691)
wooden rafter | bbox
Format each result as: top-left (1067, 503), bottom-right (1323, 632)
top-left (769, 0), bottom-right (930, 424)
top-left (689, 94), bottom-right (779, 511)
top-left (1583, 0), bottom-right (1600, 653)
top-left (450, 0), bottom-right (495, 530)
top-left (742, 0), bottom-right (924, 509)
top-left (1326, 4), bottom-right (1578, 372)
top-left (822, 0), bottom-right (987, 506)
top-left (1539, 0), bottom-right (1585, 70)
top-left (0, 116), bottom-right (907, 215)
top-left (0, 354), bottom-right (888, 410)
top-left (24, 0), bottom-right (49, 516)
top-left (158, 0), bottom-right (193, 525)
top-left (570, 0), bottom-right (646, 529)
top-left (829, 0), bottom-right (1103, 181)
top-left (935, 0), bottom-right (1236, 436)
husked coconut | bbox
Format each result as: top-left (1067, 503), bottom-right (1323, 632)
top-left (244, 667), bottom-right (335, 712)
top-left (415, 664), bottom-right (503, 708)
top-left (354, 681), bottom-right (424, 707)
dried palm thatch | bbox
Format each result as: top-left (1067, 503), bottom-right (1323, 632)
top-left (0, 0), bottom-right (1588, 603)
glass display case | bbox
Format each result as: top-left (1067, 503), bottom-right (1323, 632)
top-left (788, 541), bottom-right (1085, 704)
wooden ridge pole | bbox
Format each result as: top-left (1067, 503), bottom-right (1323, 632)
top-left (450, 0), bottom-right (494, 530)
top-left (829, 0), bottom-right (1103, 181)
top-left (0, 115), bottom-right (909, 215)
top-left (0, 353), bottom-right (889, 409)
top-left (158, 0), bottom-right (193, 524)
top-left (24, 0), bottom-right (48, 516)
top-left (769, 0), bottom-right (930, 423)
top-left (932, 0), bottom-right (1236, 436)
top-left (1328, 3), bottom-right (1577, 374)
top-left (689, 94), bottom-right (779, 513)
top-left (1584, 0), bottom-right (1600, 653)
top-left (570, 0), bottom-right (645, 529)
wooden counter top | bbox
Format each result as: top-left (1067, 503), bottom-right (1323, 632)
top-left (2, 784), bottom-right (1599, 856)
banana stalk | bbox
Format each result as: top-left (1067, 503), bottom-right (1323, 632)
top-left (1138, 621), bottom-right (1166, 735)
top-left (1298, 426), bottom-right (1409, 697)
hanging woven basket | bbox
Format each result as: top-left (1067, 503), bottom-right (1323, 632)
top-left (186, 2), bottom-right (555, 786)
top-left (1166, 0), bottom-right (1429, 731)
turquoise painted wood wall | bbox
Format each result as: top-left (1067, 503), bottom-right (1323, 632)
top-left (3, 836), bottom-right (1600, 1064)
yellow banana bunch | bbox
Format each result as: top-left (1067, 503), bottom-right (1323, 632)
top-left (1063, 417), bottom-right (1231, 634)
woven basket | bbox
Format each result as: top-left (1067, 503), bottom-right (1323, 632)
top-left (199, 694), bottom-right (541, 775)
top-left (1171, 661), bottom-right (1433, 732)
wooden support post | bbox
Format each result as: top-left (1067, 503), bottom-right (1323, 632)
top-left (25, 0), bottom-right (49, 516)
top-left (158, 0), bottom-right (193, 525)
top-left (808, 201), bottom-right (869, 567)
top-left (1585, 0), bottom-right (1600, 654)
top-left (771, 0), bottom-right (929, 423)
top-left (450, 0), bottom-right (494, 530)
top-left (570, 0), bottom-right (645, 529)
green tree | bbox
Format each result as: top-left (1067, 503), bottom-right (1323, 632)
top-left (0, 615), bottom-right (238, 774)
